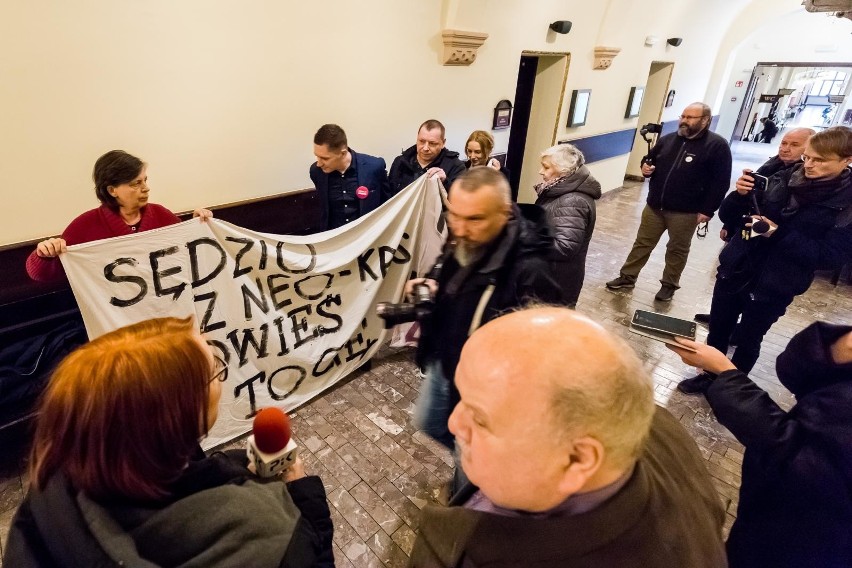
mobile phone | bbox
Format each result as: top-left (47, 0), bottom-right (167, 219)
top-left (630, 310), bottom-right (697, 350)
top-left (749, 172), bottom-right (768, 194)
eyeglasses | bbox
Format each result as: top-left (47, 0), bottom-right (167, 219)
top-left (209, 355), bottom-right (228, 383)
top-left (801, 154), bottom-right (831, 165)
top-left (679, 115), bottom-right (706, 121)
top-left (128, 179), bottom-right (149, 189)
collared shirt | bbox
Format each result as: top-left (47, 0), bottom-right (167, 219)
top-left (464, 465), bottom-right (634, 518)
top-left (327, 151), bottom-right (359, 229)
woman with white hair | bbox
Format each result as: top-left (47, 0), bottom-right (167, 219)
top-left (535, 144), bottom-right (602, 307)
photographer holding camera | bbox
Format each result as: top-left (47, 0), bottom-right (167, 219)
top-left (678, 126), bottom-right (852, 394)
top-left (404, 167), bottom-right (561, 454)
top-left (606, 103), bottom-right (732, 302)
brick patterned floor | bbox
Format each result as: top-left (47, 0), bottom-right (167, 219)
top-left (1, 141), bottom-right (850, 566)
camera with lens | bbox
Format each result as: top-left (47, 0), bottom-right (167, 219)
top-left (376, 282), bottom-right (434, 329)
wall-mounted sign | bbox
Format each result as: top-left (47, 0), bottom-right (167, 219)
top-left (492, 99), bottom-right (513, 130)
top-left (735, 81), bottom-right (743, 87)
top-left (828, 95), bottom-right (846, 104)
top-left (759, 94), bottom-right (780, 103)
top-left (731, 97), bottom-right (737, 102)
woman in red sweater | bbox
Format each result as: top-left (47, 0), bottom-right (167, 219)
top-left (26, 150), bottom-right (212, 282)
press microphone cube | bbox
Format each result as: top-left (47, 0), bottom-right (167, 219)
top-left (247, 435), bottom-right (299, 478)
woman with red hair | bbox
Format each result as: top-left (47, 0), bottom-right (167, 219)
top-left (5, 317), bottom-right (333, 567)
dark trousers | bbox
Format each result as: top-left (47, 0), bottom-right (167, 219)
top-left (707, 281), bottom-right (789, 374)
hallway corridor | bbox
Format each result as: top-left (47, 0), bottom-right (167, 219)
top-left (1, 172), bottom-right (850, 567)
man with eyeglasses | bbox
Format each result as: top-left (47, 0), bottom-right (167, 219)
top-left (678, 126), bottom-right (852, 394)
top-left (606, 103), bottom-right (732, 302)
top-left (694, 127), bottom-right (815, 325)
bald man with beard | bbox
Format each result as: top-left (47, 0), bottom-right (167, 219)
top-left (410, 307), bottom-right (726, 568)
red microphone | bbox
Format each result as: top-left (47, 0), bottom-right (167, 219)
top-left (246, 407), bottom-right (299, 478)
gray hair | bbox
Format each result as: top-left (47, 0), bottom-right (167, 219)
top-left (541, 144), bottom-right (585, 177)
top-left (549, 334), bottom-right (654, 470)
top-left (455, 166), bottom-right (511, 206)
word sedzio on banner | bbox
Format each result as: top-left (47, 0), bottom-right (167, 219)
top-left (62, 176), bottom-right (446, 448)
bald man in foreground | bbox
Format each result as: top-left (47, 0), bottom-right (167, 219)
top-left (410, 307), bottom-right (727, 568)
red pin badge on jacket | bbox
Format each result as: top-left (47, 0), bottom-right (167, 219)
top-left (355, 186), bottom-right (369, 199)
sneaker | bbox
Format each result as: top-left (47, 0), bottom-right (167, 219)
top-left (694, 313), bottom-right (711, 324)
top-left (605, 275), bottom-right (636, 290)
top-left (655, 284), bottom-right (676, 302)
top-left (676, 373), bottom-right (713, 395)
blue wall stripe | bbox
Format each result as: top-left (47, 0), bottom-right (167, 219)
top-left (558, 115), bottom-right (721, 164)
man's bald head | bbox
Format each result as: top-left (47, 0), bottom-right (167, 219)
top-left (777, 128), bottom-right (815, 164)
top-left (449, 307), bottom-right (655, 510)
top-left (468, 307), bottom-right (653, 462)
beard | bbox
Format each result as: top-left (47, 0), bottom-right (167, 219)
top-left (453, 239), bottom-right (485, 267)
top-left (678, 122), bottom-right (705, 138)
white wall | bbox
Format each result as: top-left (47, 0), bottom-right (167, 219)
top-left (0, 0), bottom-right (760, 245)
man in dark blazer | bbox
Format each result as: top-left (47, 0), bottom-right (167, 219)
top-left (310, 124), bottom-right (391, 231)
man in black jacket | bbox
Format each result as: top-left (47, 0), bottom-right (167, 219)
top-left (407, 167), bottom-right (562, 452)
top-left (678, 126), bottom-right (852, 394)
top-left (694, 127), bottom-right (814, 322)
top-left (388, 119), bottom-right (466, 195)
top-left (606, 102), bottom-right (732, 302)
top-left (668, 321), bottom-right (852, 568)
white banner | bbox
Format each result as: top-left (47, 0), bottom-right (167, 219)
top-left (61, 176), bottom-right (445, 448)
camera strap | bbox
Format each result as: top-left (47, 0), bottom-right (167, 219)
top-left (468, 284), bottom-right (496, 336)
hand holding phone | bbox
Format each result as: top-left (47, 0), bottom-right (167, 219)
top-left (749, 173), bottom-right (768, 194)
top-left (630, 310), bottom-right (697, 350)
top-left (666, 337), bottom-right (737, 374)
top-left (735, 169), bottom-right (756, 195)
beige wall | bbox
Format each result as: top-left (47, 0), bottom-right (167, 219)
top-left (0, 0), bottom-right (765, 245)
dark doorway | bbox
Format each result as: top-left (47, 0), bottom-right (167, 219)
top-left (506, 56), bottom-right (537, 201)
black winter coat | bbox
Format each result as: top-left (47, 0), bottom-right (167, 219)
top-left (645, 129), bottom-right (732, 216)
top-left (416, 204), bottom-right (562, 406)
top-left (706, 322), bottom-right (852, 567)
top-left (534, 166), bottom-right (601, 306)
top-left (6, 451), bottom-right (334, 567)
top-left (388, 145), bottom-right (466, 195)
top-left (716, 166), bottom-right (852, 301)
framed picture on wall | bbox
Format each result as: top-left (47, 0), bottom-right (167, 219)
top-left (567, 89), bottom-right (591, 127)
top-left (625, 86), bottom-right (644, 118)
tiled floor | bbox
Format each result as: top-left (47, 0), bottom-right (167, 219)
top-left (1, 140), bottom-right (850, 567)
